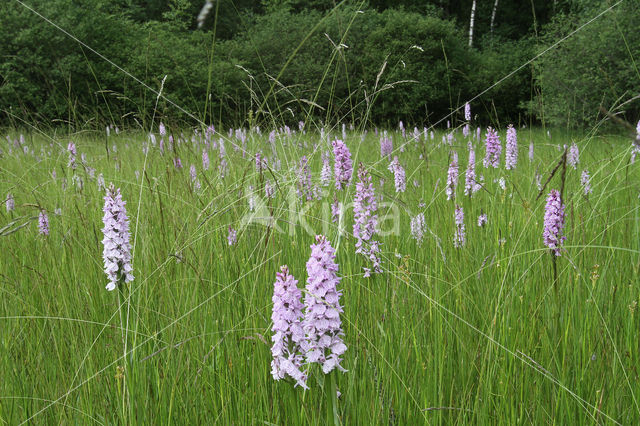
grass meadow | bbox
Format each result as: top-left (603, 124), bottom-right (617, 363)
top-left (1, 125), bottom-right (640, 424)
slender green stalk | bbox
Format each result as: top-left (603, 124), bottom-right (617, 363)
top-left (327, 372), bottom-right (340, 426)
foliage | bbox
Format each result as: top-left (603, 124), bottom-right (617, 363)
top-left (535, 1), bottom-right (640, 128)
top-left (213, 7), bottom-right (479, 127)
top-left (0, 0), bottom-right (636, 129)
top-left (1, 127), bottom-right (639, 423)
top-left (473, 35), bottom-right (536, 127)
top-left (0, 0), bottom-right (137, 128)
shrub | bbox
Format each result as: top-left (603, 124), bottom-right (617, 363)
top-left (535, 1), bottom-right (640, 128)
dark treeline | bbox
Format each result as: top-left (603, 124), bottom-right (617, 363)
top-left (0, 0), bottom-right (638, 130)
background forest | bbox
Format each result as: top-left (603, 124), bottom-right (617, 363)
top-left (0, 0), bottom-right (638, 130)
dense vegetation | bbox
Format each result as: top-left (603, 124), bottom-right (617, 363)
top-left (2, 125), bottom-right (639, 423)
top-left (2, 0), bottom-right (640, 424)
top-left (0, 0), bottom-right (638, 129)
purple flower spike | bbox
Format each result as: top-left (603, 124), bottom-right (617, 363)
top-left (453, 205), bottom-right (465, 248)
top-left (464, 145), bottom-right (480, 196)
top-left (380, 132), bottom-right (393, 158)
top-left (331, 198), bottom-right (341, 223)
top-left (38, 210), bottom-right (49, 236)
top-left (297, 156), bottom-right (314, 201)
top-left (446, 152), bottom-right (459, 200)
top-left (227, 227), bottom-right (237, 246)
top-left (353, 165), bottom-right (381, 274)
top-left (543, 189), bottom-right (566, 256)
top-left (67, 142), bottom-right (77, 170)
top-left (505, 124), bottom-right (518, 170)
top-left (202, 149), bottom-right (210, 171)
top-left (102, 184), bottom-right (134, 291)
top-left (321, 151), bottom-right (332, 187)
top-left (271, 265), bottom-right (308, 389)
top-left (206, 124), bottom-right (215, 140)
top-left (265, 180), bottom-right (275, 199)
top-left (388, 156), bottom-right (406, 193)
top-left (303, 235), bottom-right (347, 374)
top-left (634, 121), bottom-right (640, 163)
top-left (483, 127), bottom-right (501, 168)
top-left (5, 193), bottom-right (14, 212)
top-left (190, 166), bottom-right (200, 189)
top-left (477, 213), bottom-right (487, 227)
top-left (255, 152), bottom-right (267, 174)
top-left (332, 139), bottom-right (353, 191)
top-left (410, 212), bottom-right (426, 245)
top-left (581, 170), bottom-right (592, 195)
top-left (568, 142), bottom-right (579, 169)
top-left (464, 102), bottom-right (471, 121)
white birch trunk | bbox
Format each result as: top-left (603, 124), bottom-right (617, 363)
top-left (468, 0), bottom-right (476, 47)
top-left (490, 0), bottom-right (499, 34)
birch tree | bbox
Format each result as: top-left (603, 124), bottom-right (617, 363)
top-left (490, 0), bottom-right (499, 34)
top-left (468, 0), bottom-right (476, 47)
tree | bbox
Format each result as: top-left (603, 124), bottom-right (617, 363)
top-left (535, 1), bottom-right (640, 127)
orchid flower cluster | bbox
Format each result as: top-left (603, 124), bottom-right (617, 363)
top-left (270, 236), bottom-right (346, 390)
top-left (567, 142), bottom-right (580, 169)
top-left (38, 210), bottom-right (49, 236)
top-left (581, 170), bottom-right (592, 195)
top-left (270, 266), bottom-right (308, 389)
top-left (353, 164), bottom-right (382, 277)
top-left (67, 142), bottom-right (77, 170)
top-left (101, 184), bottom-right (134, 291)
top-left (632, 120), bottom-right (640, 163)
top-left (380, 132), bottom-right (393, 159)
top-left (202, 149), bottom-right (210, 171)
top-left (446, 151), bottom-right (459, 200)
top-left (483, 127), bottom-right (502, 168)
top-left (477, 213), bottom-right (488, 227)
top-left (388, 156), bottom-right (406, 193)
top-left (463, 102), bottom-right (471, 137)
top-left (453, 205), bottom-right (465, 248)
top-left (320, 151), bottom-right (332, 187)
top-left (5, 193), bottom-right (14, 212)
top-left (543, 189), bottom-right (566, 256)
top-left (297, 156), bottom-right (317, 201)
top-left (464, 145), bottom-right (481, 196)
top-left (505, 125), bottom-right (518, 170)
top-left (332, 139), bottom-right (353, 191)
top-left (410, 212), bottom-right (426, 245)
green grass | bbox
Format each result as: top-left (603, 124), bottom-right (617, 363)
top-left (1, 126), bottom-right (639, 424)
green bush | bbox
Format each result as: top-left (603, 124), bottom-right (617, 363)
top-left (0, 0), bottom-right (137, 128)
top-left (223, 7), bottom-right (477, 127)
top-left (472, 35), bottom-right (536, 127)
top-left (535, 1), bottom-right (640, 128)
top-left (358, 8), bottom-right (473, 126)
top-left (5, 0), bottom-right (626, 130)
